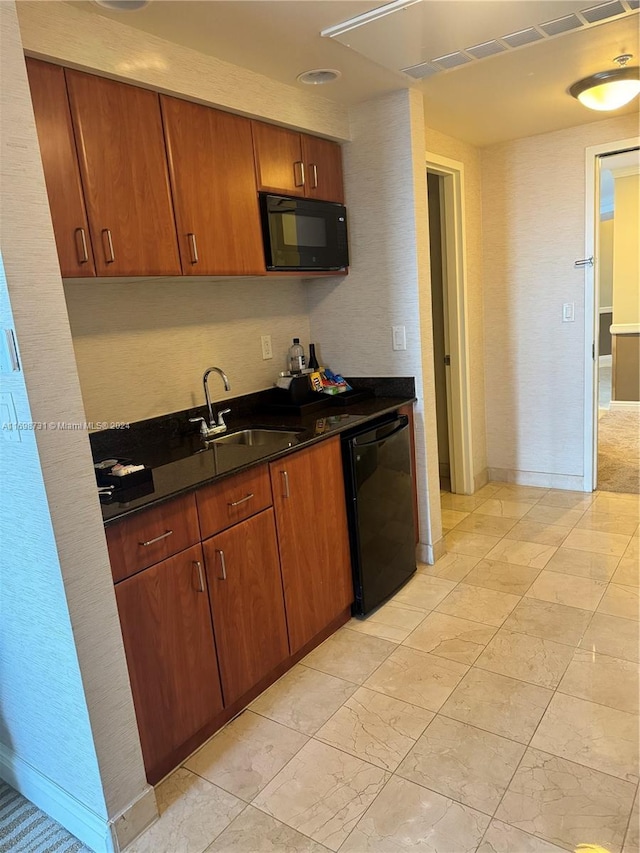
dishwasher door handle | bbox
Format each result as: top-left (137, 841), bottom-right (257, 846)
top-left (353, 417), bottom-right (408, 447)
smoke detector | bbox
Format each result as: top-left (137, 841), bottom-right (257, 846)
top-left (296, 69), bottom-right (341, 85)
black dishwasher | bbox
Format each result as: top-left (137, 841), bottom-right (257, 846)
top-left (342, 415), bottom-right (417, 615)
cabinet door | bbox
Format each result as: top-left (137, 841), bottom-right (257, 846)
top-left (65, 69), bottom-right (181, 276)
top-left (270, 437), bottom-right (353, 653)
top-left (203, 509), bottom-right (289, 705)
top-left (26, 59), bottom-right (95, 277)
top-left (302, 135), bottom-right (344, 204)
top-left (161, 97), bottom-right (265, 276)
top-left (115, 544), bottom-right (223, 777)
top-left (252, 121), bottom-right (305, 197)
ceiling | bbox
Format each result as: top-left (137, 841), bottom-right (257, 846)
top-left (74, 0), bottom-right (640, 146)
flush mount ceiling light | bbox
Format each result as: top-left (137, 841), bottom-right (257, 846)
top-left (94, 0), bottom-right (150, 10)
top-left (296, 69), bottom-right (341, 85)
top-left (569, 54), bottom-right (640, 111)
top-left (321, 0), bottom-right (422, 39)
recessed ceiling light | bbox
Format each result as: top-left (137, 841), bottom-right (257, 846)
top-left (94, 0), bottom-right (150, 10)
top-left (296, 69), bottom-right (341, 85)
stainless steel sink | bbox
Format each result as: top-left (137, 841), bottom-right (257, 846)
top-left (207, 428), bottom-right (302, 447)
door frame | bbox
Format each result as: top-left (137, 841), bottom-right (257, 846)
top-left (583, 136), bottom-right (639, 491)
top-left (426, 152), bottom-right (474, 494)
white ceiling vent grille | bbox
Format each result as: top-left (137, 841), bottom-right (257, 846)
top-left (465, 40), bottom-right (507, 59)
top-left (402, 62), bottom-right (439, 79)
top-left (432, 51), bottom-right (472, 69)
top-left (502, 27), bottom-right (544, 48)
top-left (539, 14), bottom-right (584, 35)
top-left (627, 0), bottom-right (639, 9)
top-left (581, 0), bottom-right (626, 22)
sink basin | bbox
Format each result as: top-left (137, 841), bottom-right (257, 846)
top-left (207, 428), bottom-right (302, 447)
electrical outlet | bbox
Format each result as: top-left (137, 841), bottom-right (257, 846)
top-left (562, 302), bottom-right (575, 323)
top-left (261, 335), bottom-right (273, 359)
top-left (392, 325), bottom-right (406, 351)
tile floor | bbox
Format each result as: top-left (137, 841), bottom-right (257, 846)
top-left (126, 483), bottom-right (639, 853)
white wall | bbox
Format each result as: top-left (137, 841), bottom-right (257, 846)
top-left (482, 114), bottom-right (639, 488)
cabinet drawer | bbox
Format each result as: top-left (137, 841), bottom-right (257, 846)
top-left (196, 465), bottom-right (272, 538)
top-left (106, 493), bottom-right (200, 583)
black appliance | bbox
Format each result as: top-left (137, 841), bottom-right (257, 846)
top-left (259, 193), bottom-right (349, 272)
top-left (342, 415), bottom-right (417, 615)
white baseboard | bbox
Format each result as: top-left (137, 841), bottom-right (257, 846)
top-left (0, 744), bottom-right (115, 853)
top-left (609, 400), bottom-right (640, 411)
top-left (417, 537), bottom-right (445, 565)
top-left (599, 354), bottom-right (612, 367)
top-left (487, 468), bottom-right (588, 492)
top-left (474, 469), bottom-right (489, 492)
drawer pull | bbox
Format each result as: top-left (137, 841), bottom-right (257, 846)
top-left (193, 560), bottom-right (206, 593)
top-left (228, 493), bottom-right (254, 508)
top-left (139, 529), bottom-right (173, 547)
top-left (281, 470), bottom-right (290, 499)
top-left (75, 227), bottom-right (89, 264)
top-left (216, 549), bottom-right (227, 581)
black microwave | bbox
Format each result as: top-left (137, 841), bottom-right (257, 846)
top-left (259, 193), bottom-right (349, 272)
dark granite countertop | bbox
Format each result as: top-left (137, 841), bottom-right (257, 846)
top-left (91, 378), bottom-right (416, 525)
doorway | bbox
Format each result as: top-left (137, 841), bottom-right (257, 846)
top-left (426, 154), bottom-right (474, 495)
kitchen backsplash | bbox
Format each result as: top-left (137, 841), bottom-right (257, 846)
top-left (64, 277), bottom-right (311, 425)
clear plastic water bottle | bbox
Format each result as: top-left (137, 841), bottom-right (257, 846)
top-left (288, 338), bottom-right (305, 374)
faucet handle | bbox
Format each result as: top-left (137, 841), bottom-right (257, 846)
top-left (189, 416), bottom-right (208, 435)
top-left (216, 408), bottom-right (231, 427)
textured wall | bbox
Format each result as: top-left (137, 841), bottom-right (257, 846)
top-left (424, 126), bottom-right (487, 484)
top-left (65, 278), bottom-right (312, 425)
top-left (307, 89), bottom-right (442, 552)
top-left (0, 1), bottom-right (150, 830)
top-left (482, 114), bottom-right (639, 483)
top-left (613, 173), bottom-right (640, 325)
top-left (16, 0), bottom-right (348, 140)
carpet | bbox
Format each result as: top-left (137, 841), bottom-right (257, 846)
top-left (0, 781), bottom-right (91, 853)
top-left (598, 408), bottom-right (640, 494)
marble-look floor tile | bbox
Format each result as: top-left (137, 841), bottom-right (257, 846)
top-left (598, 584), bottom-right (640, 621)
top-left (496, 748), bottom-right (636, 853)
top-left (390, 573), bottom-right (456, 611)
top-left (455, 512), bottom-right (518, 537)
top-left (525, 570), bottom-right (607, 611)
top-left (441, 493), bottom-right (490, 512)
top-left (315, 686), bottom-right (433, 771)
top-left (346, 600), bottom-right (426, 643)
top-left (580, 612), bottom-right (640, 663)
top-left (301, 629), bottom-right (395, 685)
top-left (531, 692), bottom-right (639, 781)
top-left (558, 649), bottom-right (640, 714)
top-left (443, 530), bottom-right (502, 558)
top-left (441, 508), bottom-right (469, 530)
top-left (127, 768), bottom-right (244, 853)
top-left (477, 820), bottom-right (569, 853)
top-left (341, 775), bottom-right (490, 853)
top-left (253, 740), bottom-right (388, 852)
top-left (402, 611), bottom-right (496, 664)
top-left (591, 495), bottom-right (640, 518)
top-left (523, 503), bottom-right (586, 527)
top-left (185, 711), bottom-right (307, 802)
top-left (475, 629), bottom-right (574, 689)
top-left (463, 559), bottom-right (541, 595)
top-left (476, 498), bottom-right (536, 520)
top-left (503, 598), bottom-right (592, 646)
top-left (474, 483), bottom-right (504, 498)
top-left (577, 511), bottom-right (639, 537)
top-left (397, 715), bottom-right (525, 815)
top-left (544, 547), bottom-right (620, 581)
top-left (417, 552), bottom-right (479, 582)
top-left (537, 490), bottom-right (595, 509)
top-left (436, 583), bottom-right (521, 628)
top-left (562, 528), bottom-right (631, 557)
top-left (623, 789), bottom-right (639, 853)
top-left (613, 557), bottom-right (640, 588)
top-left (363, 645), bottom-right (468, 712)
top-left (204, 805), bottom-right (328, 853)
top-left (440, 667), bottom-right (552, 744)
top-left (504, 520), bottom-right (570, 547)
top-left (485, 539), bottom-right (557, 569)
top-left (251, 664), bottom-right (356, 735)
top-left (492, 485), bottom-right (549, 502)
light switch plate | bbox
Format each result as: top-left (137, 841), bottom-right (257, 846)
top-left (392, 325), bottom-right (407, 351)
top-left (0, 391), bottom-right (21, 442)
top-left (562, 303), bottom-right (575, 323)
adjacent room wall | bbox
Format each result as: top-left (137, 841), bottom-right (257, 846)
top-left (482, 114), bottom-right (639, 487)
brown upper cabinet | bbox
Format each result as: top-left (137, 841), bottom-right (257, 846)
top-left (252, 121), bottom-right (344, 204)
top-left (26, 59), bottom-right (96, 278)
top-left (161, 96), bottom-right (264, 276)
top-left (65, 69), bottom-right (181, 276)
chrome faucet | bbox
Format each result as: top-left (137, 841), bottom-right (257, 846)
top-left (190, 367), bottom-right (231, 439)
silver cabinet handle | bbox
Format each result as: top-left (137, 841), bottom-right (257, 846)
top-left (281, 470), bottom-right (290, 498)
top-left (216, 549), bottom-right (227, 580)
top-left (228, 493), bottom-right (254, 507)
top-left (293, 160), bottom-right (305, 188)
top-left (193, 560), bottom-right (205, 593)
top-left (187, 232), bottom-right (199, 264)
top-left (102, 228), bottom-right (115, 263)
top-left (75, 227), bottom-right (89, 264)
top-left (310, 163), bottom-right (318, 189)
top-left (139, 529), bottom-right (173, 547)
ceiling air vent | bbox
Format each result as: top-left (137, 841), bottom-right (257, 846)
top-left (465, 40), bottom-right (507, 59)
top-left (539, 14), bottom-right (584, 35)
top-left (402, 62), bottom-right (439, 79)
top-left (432, 51), bottom-right (472, 69)
top-left (627, 0), bottom-right (639, 10)
top-left (580, 0), bottom-right (626, 22)
top-left (502, 27), bottom-right (544, 47)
